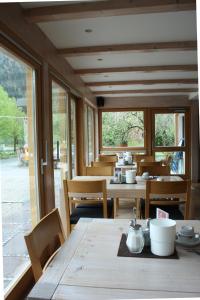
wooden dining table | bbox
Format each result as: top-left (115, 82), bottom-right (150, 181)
top-left (73, 175), bottom-right (183, 217)
top-left (27, 218), bottom-right (200, 300)
top-left (73, 175), bottom-right (182, 199)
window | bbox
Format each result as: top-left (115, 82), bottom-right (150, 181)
top-left (71, 97), bottom-right (77, 177)
top-left (153, 110), bottom-right (188, 175)
top-left (0, 47), bottom-right (39, 291)
top-left (85, 105), bottom-right (95, 165)
top-left (101, 110), bottom-right (145, 149)
top-left (52, 81), bottom-right (68, 207)
top-left (155, 151), bottom-right (185, 174)
top-left (154, 113), bottom-right (185, 147)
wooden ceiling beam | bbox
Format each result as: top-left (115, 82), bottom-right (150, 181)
top-left (23, 0), bottom-right (196, 23)
top-left (86, 78), bottom-right (198, 87)
top-left (75, 64), bottom-right (198, 75)
top-left (93, 88), bottom-right (197, 95)
top-left (57, 41), bottom-right (197, 57)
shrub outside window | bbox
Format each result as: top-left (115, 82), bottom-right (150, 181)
top-left (101, 111), bottom-right (145, 148)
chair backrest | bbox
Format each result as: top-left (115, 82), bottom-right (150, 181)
top-left (139, 165), bottom-right (170, 176)
top-left (24, 208), bottom-right (65, 281)
top-left (137, 161), bottom-right (162, 175)
top-left (133, 155), bottom-right (154, 162)
top-left (146, 180), bottom-right (191, 219)
top-left (86, 166), bottom-right (114, 176)
top-left (98, 155), bottom-right (118, 162)
top-left (147, 180), bottom-right (189, 195)
top-left (91, 161), bottom-right (115, 167)
top-left (63, 179), bottom-right (107, 236)
top-left (162, 155), bottom-right (173, 166)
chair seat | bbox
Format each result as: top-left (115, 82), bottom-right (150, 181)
top-left (140, 198), bottom-right (184, 220)
top-left (70, 199), bottom-right (114, 224)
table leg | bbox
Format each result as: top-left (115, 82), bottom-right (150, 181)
top-left (136, 198), bottom-right (141, 219)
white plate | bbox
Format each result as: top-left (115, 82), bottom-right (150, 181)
top-left (175, 234), bottom-right (200, 247)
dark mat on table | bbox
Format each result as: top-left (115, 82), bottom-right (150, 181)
top-left (117, 234), bottom-right (179, 259)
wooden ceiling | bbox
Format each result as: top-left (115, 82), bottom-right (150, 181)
top-left (21, 0), bottom-right (198, 99)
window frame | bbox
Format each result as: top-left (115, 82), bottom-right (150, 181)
top-left (151, 108), bottom-right (191, 178)
top-left (1, 34), bottom-right (43, 298)
top-left (85, 104), bottom-right (95, 166)
top-left (99, 108), bottom-right (147, 152)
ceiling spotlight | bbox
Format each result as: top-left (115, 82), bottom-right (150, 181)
top-left (85, 29), bottom-right (93, 33)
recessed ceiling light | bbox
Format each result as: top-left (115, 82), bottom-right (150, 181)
top-left (85, 29), bottom-right (93, 33)
top-left (97, 58), bottom-right (103, 61)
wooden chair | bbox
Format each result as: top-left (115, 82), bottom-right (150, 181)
top-left (137, 161), bottom-right (162, 175)
top-left (63, 179), bottom-right (114, 236)
top-left (98, 155), bottom-right (118, 162)
top-left (139, 165), bottom-right (170, 176)
top-left (86, 166), bottom-right (114, 176)
top-left (91, 161), bottom-right (115, 167)
top-left (133, 155), bottom-right (154, 163)
top-left (145, 180), bottom-right (191, 219)
top-left (24, 208), bottom-right (65, 281)
top-left (162, 154), bottom-right (173, 166)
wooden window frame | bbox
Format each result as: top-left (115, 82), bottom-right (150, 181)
top-left (50, 73), bottom-right (80, 181)
top-left (151, 108), bottom-right (191, 179)
top-left (50, 74), bottom-right (71, 184)
top-left (1, 32), bottom-right (44, 300)
top-left (98, 108), bottom-right (147, 152)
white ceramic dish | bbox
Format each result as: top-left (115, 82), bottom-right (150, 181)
top-left (175, 233), bottom-right (200, 247)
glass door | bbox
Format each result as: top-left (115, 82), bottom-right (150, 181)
top-left (70, 97), bottom-right (77, 178)
top-left (0, 47), bottom-right (39, 292)
top-left (52, 81), bottom-right (68, 209)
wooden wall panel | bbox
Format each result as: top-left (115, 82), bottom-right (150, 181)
top-left (102, 96), bottom-right (191, 108)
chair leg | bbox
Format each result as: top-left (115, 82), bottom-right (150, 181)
top-left (136, 198), bottom-right (141, 219)
top-left (145, 198), bottom-right (150, 219)
top-left (113, 198), bottom-right (117, 218)
top-left (184, 201), bottom-right (190, 219)
top-left (114, 197), bottom-right (119, 217)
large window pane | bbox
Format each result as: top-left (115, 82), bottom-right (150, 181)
top-left (88, 107), bottom-right (94, 164)
top-left (0, 47), bottom-right (39, 291)
top-left (155, 113), bottom-right (185, 147)
top-left (155, 152), bottom-right (185, 174)
top-left (71, 98), bottom-right (77, 177)
top-left (52, 81), bottom-right (68, 208)
top-left (102, 111), bottom-right (144, 148)
top-left (85, 105), bottom-right (94, 165)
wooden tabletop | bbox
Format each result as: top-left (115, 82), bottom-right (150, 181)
top-left (116, 162), bottom-right (137, 170)
top-left (74, 176), bottom-right (182, 198)
top-left (28, 218), bottom-right (200, 299)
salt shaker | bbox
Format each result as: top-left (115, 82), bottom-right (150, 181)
top-left (126, 208), bottom-right (144, 253)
